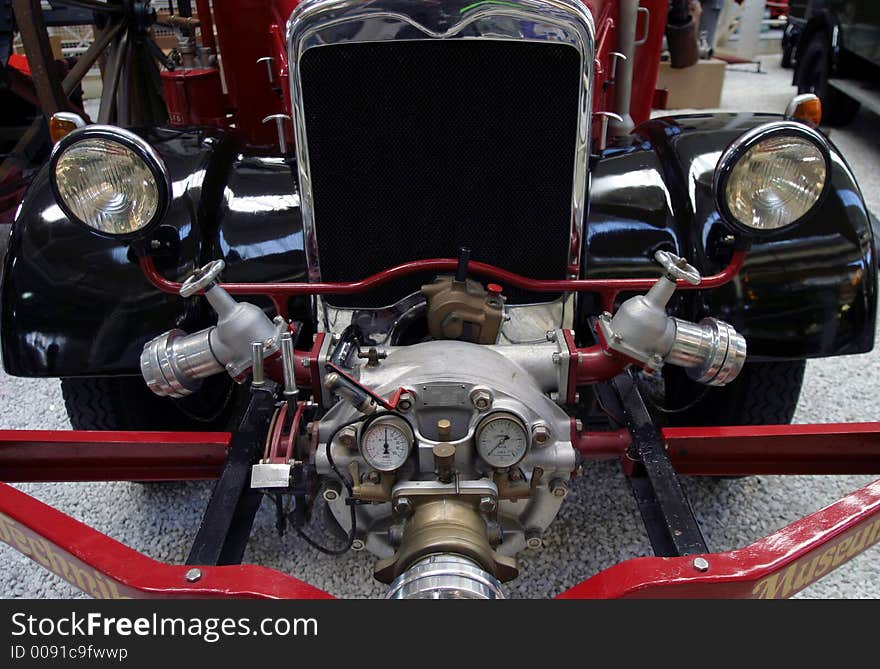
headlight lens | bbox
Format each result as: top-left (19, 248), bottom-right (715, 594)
top-left (716, 122), bottom-right (829, 233)
top-left (50, 126), bottom-right (169, 238)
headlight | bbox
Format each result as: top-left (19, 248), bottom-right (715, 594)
top-left (714, 121), bottom-right (830, 233)
top-left (49, 126), bottom-right (170, 238)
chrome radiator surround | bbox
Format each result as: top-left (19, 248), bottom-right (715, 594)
top-left (286, 0), bottom-right (596, 286)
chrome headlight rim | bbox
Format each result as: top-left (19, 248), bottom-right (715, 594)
top-left (49, 125), bottom-right (172, 240)
top-left (713, 120), bottom-right (831, 236)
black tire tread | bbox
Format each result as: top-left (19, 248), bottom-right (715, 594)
top-left (665, 360), bottom-right (806, 428)
top-left (61, 376), bottom-right (238, 431)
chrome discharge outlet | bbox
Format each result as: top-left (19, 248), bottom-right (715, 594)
top-left (597, 251), bottom-right (747, 386)
top-left (386, 555), bottom-right (505, 600)
top-left (140, 260), bottom-right (283, 397)
top-left (666, 317), bottom-right (747, 386)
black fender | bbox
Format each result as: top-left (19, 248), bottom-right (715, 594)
top-left (1, 127), bottom-right (307, 377)
top-left (3, 115), bottom-right (875, 377)
top-left (582, 113), bottom-right (876, 360)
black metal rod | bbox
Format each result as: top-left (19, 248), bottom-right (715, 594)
top-left (455, 246), bottom-right (471, 283)
top-left (186, 383), bottom-right (278, 566)
top-left (610, 372), bottom-right (708, 557)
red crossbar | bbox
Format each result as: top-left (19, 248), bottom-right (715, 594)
top-left (573, 423), bottom-right (880, 476)
top-left (0, 430), bottom-right (230, 482)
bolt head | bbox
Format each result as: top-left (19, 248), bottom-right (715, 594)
top-left (479, 496), bottom-right (496, 513)
top-left (546, 330), bottom-right (558, 342)
top-left (532, 424), bottom-right (551, 445)
top-left (351, 539), bottom-right (365, 551)
top-left (397, 393), bottom-right (415, 411)
top-left (552, 352), bottom-right (562, 365)
top-left (393, 497), bottom-right (412, 515)
top-left (550, 479), bottom-right (569, 498)
top-left (693, 557), bottom-right (710, 572)
top-left (525, 533), bottom-right (543, 550)
top-left (323, 488), bottom-right (339, 502)
top-left (339, 427), bottom-right (356, 447)
top-left (184, 568), bottom-right (202, 583)
top-left (470, 388), bottom-right (493, 412)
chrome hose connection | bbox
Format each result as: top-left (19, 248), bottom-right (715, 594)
top-left (140, 260), bottom-right (283, 397)
top-left (597, 251), bottom-right (747, 386)
top-left (386, 555), bottom-right (505, 600)
top-left (666, 317), bottom-right (747, 386)
top-left (141, 328), bottom-right (224, 398)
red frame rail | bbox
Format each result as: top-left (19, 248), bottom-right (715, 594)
top-left (1, 422), bottom-right (878, 599)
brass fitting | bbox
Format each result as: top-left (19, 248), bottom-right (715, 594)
top-left (373, 498), bottom-right (518, 583)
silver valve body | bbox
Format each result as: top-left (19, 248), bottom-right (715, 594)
top-left (597, 251), bottom-right (747, 386)
top-left (141, 260), bottom-right (283, 398)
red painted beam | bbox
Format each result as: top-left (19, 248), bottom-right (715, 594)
top-left (0, 482), bottom-right (332, 599)
top-left (557, 478), bottom-right (880, 598)
top-left (0, 431), bottom-right (231, 482)
top-left (573, 423), bottom-right (880, 476)
top-left (664, 423), bottom-right (880, 476)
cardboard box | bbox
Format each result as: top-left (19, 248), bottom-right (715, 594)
top-left (657, 58), bottom-right (727, 110)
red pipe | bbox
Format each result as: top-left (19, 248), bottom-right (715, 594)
top-left (138, 252), bottom-right (746, 307)
top-left (574, 344), bottom-right (633, 385)
top-left (570, 423), bottom-right (632, 460)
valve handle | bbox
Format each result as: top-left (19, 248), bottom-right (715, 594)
top-left (654, 250), bottom-right (701, 286)
top-left (180, 259), bottom-right (225, 297)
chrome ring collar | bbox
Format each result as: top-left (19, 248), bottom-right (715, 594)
top-left (285, 0), bottom-right (596, 285)
top-left (386, 554), bottom-right (505, 599)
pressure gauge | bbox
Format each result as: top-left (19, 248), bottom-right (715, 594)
top-left (359, 415), bottom-right (415, 472)
top-left (475, 412), bottom-right (529, 468)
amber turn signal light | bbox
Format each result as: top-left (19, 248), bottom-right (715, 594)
top-left (784, 94), bottom-right (822, 127)
top-left (49, 112), bottom-right (86, 144)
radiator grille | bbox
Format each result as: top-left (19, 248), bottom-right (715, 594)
top-left (299, 39), bottom-right (581, 307)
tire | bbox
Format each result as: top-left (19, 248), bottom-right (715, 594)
top-left (61, 375), bottom-right (241, 431)
top-left (796, 34), bottom-right (860, 127)
top-left (662, 360), bottom-right (806, 428)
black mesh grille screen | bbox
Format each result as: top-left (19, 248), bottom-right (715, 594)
top-left (299, 40), bottom-right (581, 307)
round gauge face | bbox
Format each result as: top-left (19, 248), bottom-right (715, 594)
top-left (360, 417), bottom-right (414, 472)
top-left (476, 413), bottom-right (529, 468)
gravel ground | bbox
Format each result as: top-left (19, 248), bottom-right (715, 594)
top-left (2, 54), bottom-right (879, 599)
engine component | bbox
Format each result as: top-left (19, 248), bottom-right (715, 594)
top-left (475, 412), bottom-right (529, 469)
top-left (386, 554), bottom-right (505, 599)
top-left (374, 497), bottom-right (517, 584)
top-left (421, 251), bottom-right (504, 344)
top-left (714, 121), bottom-right (830, 233)
top-left (360, 414), bottom-right (414, 472)
top-left (597, 251), bottom-right (747, 386)
top-left (316, 338), bottom-right (575, 572)
top-left (141, 260), bottom-right (283, 397)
